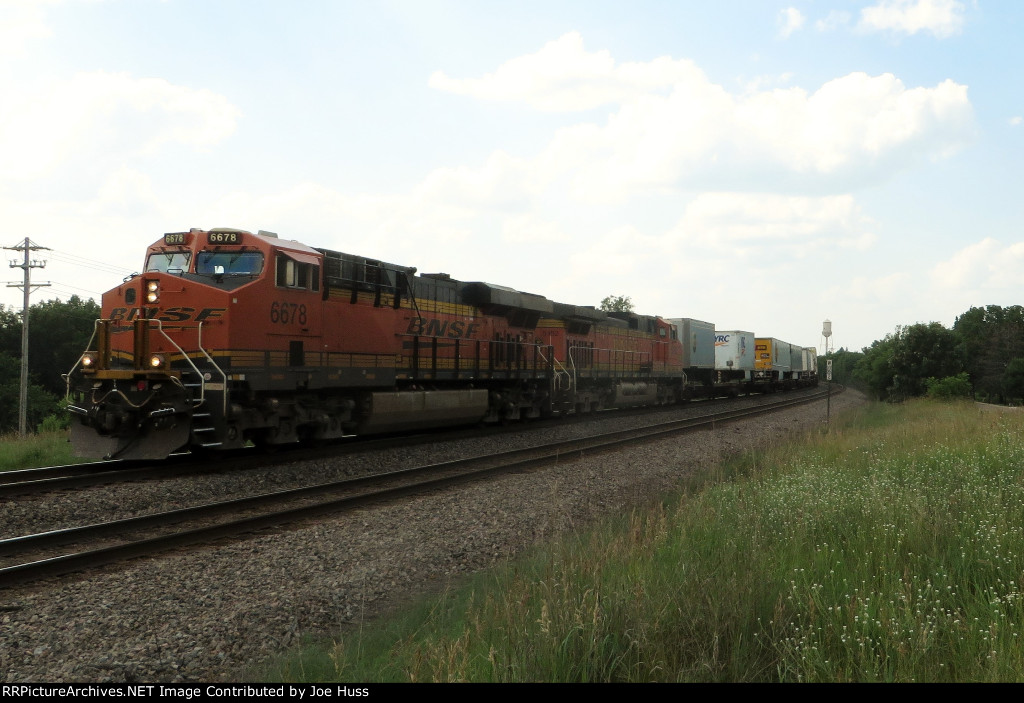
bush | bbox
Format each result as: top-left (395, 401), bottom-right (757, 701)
top-left (37, 397), bottom-right (72, 433)
top-left (924, 372), bottom-right (972, 399)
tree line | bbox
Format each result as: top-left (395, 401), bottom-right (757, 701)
top-left (823, 304), bottom-right (1024, 403)
top-left (0, 295), bottom-right (100, 432)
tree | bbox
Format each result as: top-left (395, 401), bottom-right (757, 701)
top-left (0, 295), bottom-right (100, 432)
top-left (1003, 357), bottom-right (1024, 403)
top-left (599, 295), bottom-right (634, 313)
top-left (953, 305), bottom-right (1024, 402)
top-left (0, 305), bottom-right (20, 354)
top-left (0, 351), bottom-right (60, 432)
top-left (854, 335), bottom-right (898, 400)
top-left (820, 348), bottom-right (864, 388)
top-left (854, 322), bottom-right (963, 402)
top-left (26, 295), bottom-right (101, 397)
top-left (889, 322), bottom-right (963, 399)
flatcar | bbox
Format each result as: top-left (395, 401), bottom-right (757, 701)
top-left (67, 228), bottom-right (717, 460)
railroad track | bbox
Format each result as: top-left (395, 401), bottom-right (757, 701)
top-left (0, 386), bottom-right (840, 588)
top-left (0, 389), bottom-right (804, 498)
top-left (0, 457), bottom-right (193, 498)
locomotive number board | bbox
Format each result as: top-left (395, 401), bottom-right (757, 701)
top-left (208, 231), bottom-right (242, 244)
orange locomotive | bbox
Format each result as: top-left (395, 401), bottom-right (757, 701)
top-left (66, 228), bottom-right (688, 459)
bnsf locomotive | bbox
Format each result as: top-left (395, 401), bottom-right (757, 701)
top-left (65, 228), bottom-right (816, 460)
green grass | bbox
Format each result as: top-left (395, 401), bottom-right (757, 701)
top-left (258, 399), bottom-right (1024, 682)
top-left (0, 430), bottom-right (83, 471)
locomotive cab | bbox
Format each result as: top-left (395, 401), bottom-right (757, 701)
top-left (66, 228), bottom-right (325, 459)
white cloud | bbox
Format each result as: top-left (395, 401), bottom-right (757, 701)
top-left (932, 238), bottom-right (1024, 290)
top-left (413, 150), bottom-right (535, 212)
top-left (816, 10), bottom-right (853, 31)
top-left (859, 0), bottom-right (966, 38)
top-left (778, 8), bottom-right (806, 38)
top-left (1010, 116), bottom-right (1023, 127)
top-left (667, 193), bottom-right (877, 257)
top-left (0, 0), bottom-right (53, 59)
top-left (500, 214), bottom-right (571, 245)
top-left (736, 73), bottom-right (972, 171)
top-left (429, 31), bottom-right (702, 112)
top-left (83, 166), bottom-right (160, 218)
top-left (429, 37), bottom-right (973, 202)
top-left (741, 73), bottom-right (795, 93)
top-left (550, 71), bottom-right (972, 202)
top-left (0, 71), bottom-right (240, 181)
top-left (198, 180), bottom-right (488, 264)
top-left (846, 272), bottom-right (913, 303)
top-left (0, 29), bottom-right (977, 352)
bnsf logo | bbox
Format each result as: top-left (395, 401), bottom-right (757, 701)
top-left (109, 307), bottom-right (226, 323)
top-left (406, 316), bottom-right (482, 339)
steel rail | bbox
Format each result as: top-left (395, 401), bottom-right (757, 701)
top-left (1, 387), bottom-right (819, 497)
top-left (0, 385), bottom-right (841, 588)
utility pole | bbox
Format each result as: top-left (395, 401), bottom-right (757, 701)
top-left (822, 319), bottom-right (833, 426)
top-left (5, 238), bottom-right (50, 436)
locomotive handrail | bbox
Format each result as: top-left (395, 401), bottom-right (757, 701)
top-left (567, 346), bottom-right (578, 390)
top-left (62, 319), bottom-right (103, 397)
top-left (575, 345), bottom-right (652, 377)
top-left (195, 321), bottom-right (229, 416)
top-left (147, 319), bottom-right (227, 414)
top-left (537, 345), bottom-right (573, 392)
top-left (148, 319), bottom-right (204, 405)
top-left (403, 270), bottom-right (422, 318)
top-left (63, 318), bottom-right (227, 416)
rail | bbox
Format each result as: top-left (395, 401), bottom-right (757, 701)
top-left (0, 385), bottom-right (842, 588)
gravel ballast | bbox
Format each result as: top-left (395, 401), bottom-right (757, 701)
top-left (1, 388), bottom-right (866, 682)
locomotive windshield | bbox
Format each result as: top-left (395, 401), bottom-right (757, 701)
top-left (195, 251), bottom-right (264, 276)
top-left (145, 250), bottom-right (192, 273)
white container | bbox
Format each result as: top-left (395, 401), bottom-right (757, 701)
top-left (790, 344), bottom-right (806, 373)
top-left (714, 330), bottom-right (755, 372)
top-left (803, 347), bottom-right (818, 375)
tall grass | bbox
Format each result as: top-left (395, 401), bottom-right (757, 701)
top-left (261, 400), bottom-right (1024, 682)
top-left (0, 430), bottom-right (81, 471)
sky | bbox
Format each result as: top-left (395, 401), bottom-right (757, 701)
top-left (1, 0), bottom-right (1020, 353)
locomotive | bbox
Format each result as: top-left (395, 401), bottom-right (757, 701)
top-left (65, 228), bottom-right (816, 460)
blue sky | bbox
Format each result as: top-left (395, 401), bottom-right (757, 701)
top-left (1, 0), bottom-right (1020, 353)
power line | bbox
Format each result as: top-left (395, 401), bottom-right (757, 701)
top-left (49, 281), bottom-right (104, 299)
top-left (47, 249), bottom-right (135, 276)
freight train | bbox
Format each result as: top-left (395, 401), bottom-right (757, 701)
top-left (65, 228), bottom-right (817, 460)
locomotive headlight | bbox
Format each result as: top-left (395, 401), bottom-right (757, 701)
top-left (81, 352), bottom-right (97, 369)
top-left (148, 354), bottom-right (166, 369)
top-left (145, 280), bottom-right (160, 304)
